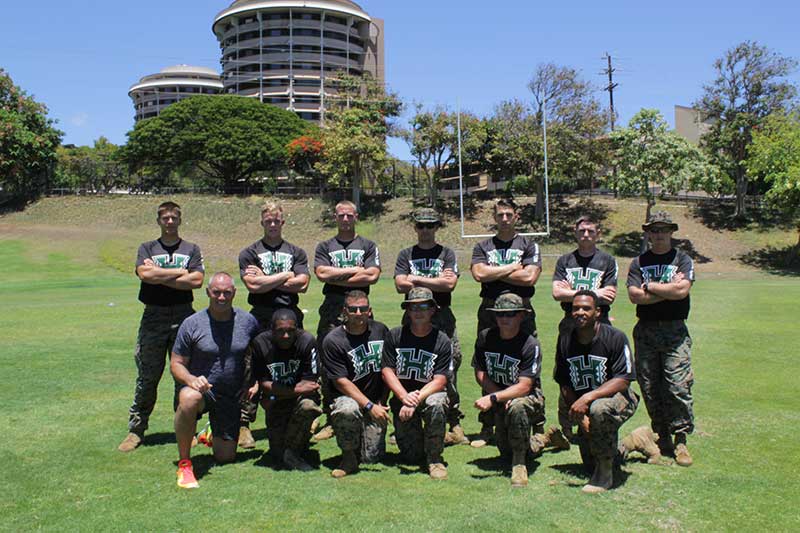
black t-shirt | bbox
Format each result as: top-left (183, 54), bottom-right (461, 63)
top-left (238, 239), bottom-right (309, 307)
top-left (471, 328), bottom-right (541, 389)
top-left (553, 249), bottom-right (618, 315)
top-left (394, 244), bottom-right (459, 307)
top-left (314, 236), bottom-right (380, 295)
top-left (321, 320), bottom-right (390, 403)
top-left (382, 326), bottom-right (452, 393)
top-left (554, 323), bottom-right (636, 395)
top-left (471, 235), bottom-right (541, 299)
top-left (249, 330), bottom-right (319, 386)
top-left (136, 238), bottom-right (204, 306)
top-left (627, 249), bottom-right (694, 321)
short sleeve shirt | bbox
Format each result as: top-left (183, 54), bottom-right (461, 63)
top-left (553, 250), bottom-right (618, 314)
top-left (172, 308), bottom-right (260, 394)
top-left (471, 328), bottom-right (541, 390)
top-left (394, 244), bottom-right (459, 307)
top-left (321, 320), bottom-right (390, 403)
top-left (249, 330), bottom-right (319, 386)
top-left (554, 323), bottom-right (636, 395)
top-left (471, 235), bottom-right (541, 299)
top-left (314, 236), bottom-right (381, 295)
top-left (627, 249), bottom-right (694, 321)
top-left (238, 239), bottom-right (309, 307)
top-left (382, 326), bottom-right (452, 393)
top-left (136, 238), bottom-right (204, 306)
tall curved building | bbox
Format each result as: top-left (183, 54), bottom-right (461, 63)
top-left (212, 0), bottom-right (384, 122)
top-left (129, 65), bottom-right (224, 122)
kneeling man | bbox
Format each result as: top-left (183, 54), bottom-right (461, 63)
top-left (382, 288), bottom-right (452, 480)
top-left (248, 309), bottom-right (322, 471)
top-left (473, 293), bottom-right (545, 488)
top-left (171, 272), bottom-right (261, 489)
top-left (554, 290), bottom-right (638, 493)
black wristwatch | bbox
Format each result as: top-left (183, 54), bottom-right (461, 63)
top-left (490, 393), bottom-right (498, 405)
top-left (365, 401), bottom-right (374, 411)
top-left (643, 283), bottom-right (650, 293)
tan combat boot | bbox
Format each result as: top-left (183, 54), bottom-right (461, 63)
top-left (510, 450), bottom-right (528, 488)
top-left (544, 426), bottom-right (571, 451)
top-left (117, 432), bottom-right (142, 453)
top-left (445, 425), bottom-right (470, 446)
top-left (674, 434), bottom-right (693, 467)
top-left (582, 458), bottom-right (613, 494)
top-left (530, 433), bottom-right (547, 456)
top-left (621, 426), bottom-right (661, 464)
top-left (428, 463), bottom-right (448, 480)
top-left (311, 424), bottom-right (335, 442)
top-left (238, 426), bottom-right (256, 449)
top-left (470, 425), bottom-right (493, 448)
top-left (331, 450), bottom-right (359, 478)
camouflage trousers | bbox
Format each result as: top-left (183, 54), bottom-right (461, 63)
top-left (491, 389), bottom-right (546, 456)
top-left (390, 392), bottom-right (448, 464)
top-left (577, 391), bottom-right (638, 462)
top-left (240, 304), bottom-right (305, 425)
top-left (330, 396), bottom-right (387, 463)
top-left (264, 396), bottom-right (323, 454)
top-left (633, 320), bottom-right (694, 436)
top-left (127, 304), bottom-right (194, 434)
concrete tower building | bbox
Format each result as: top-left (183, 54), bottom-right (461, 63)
top-left (212, 0), bottom-right (384, 122)
top-left (129, 65), bottom-right (224, 122)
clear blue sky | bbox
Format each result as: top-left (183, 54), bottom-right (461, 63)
top-left (2, 0), bottom-right (798, 161)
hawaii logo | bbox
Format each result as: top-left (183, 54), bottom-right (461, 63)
top-left (258, 251), bottom-right (294, 275)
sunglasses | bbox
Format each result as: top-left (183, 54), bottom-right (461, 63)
top-left (648, 227), bottom-right (673, 234)
top-left (415, 222), bottom-right (438, 229)
top-left (407, 303), bottom-right (434, 312)
top-left (346, 305), bottom-right (370, 313)
top-left (494, 311), bottom-right (520, 318)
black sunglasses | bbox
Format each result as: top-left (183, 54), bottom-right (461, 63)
top-left (408, 303), bottom-right (434, 311)
top-left (495, 311), bottom-right (520, 318)
top-left (415, 222), bottom-right (438, 229)
top-left (346, 305), bottom-right (370, 313)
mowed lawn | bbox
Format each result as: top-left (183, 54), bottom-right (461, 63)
top-left (0, 237), bottom-right (798, 532)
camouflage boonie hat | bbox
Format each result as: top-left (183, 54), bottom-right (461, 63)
top-left (401, 287), bottom-right (439, 309)
top-left (487, 293), bottom-right (530, 313)
top-left (412, 208), bottom-right (441, 224)
top-left (642, 211), bottom-right (678, 232)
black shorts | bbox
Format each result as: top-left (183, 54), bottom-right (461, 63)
top-left (188, 387), bottom-right (241, 441)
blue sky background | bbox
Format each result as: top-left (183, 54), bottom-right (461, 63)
top-left (1, 0), bottom-right (798, 160)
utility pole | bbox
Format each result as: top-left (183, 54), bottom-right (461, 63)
top-left (602, 52), bottom-right (618, 131)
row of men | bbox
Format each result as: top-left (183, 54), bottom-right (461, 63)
top-left (117, 199), bottom-right (696, 485)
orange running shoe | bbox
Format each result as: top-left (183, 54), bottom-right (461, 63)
top-left (176, 459), bottom-right (199, 489)
top-left (197, 423), bottom-right (213, 448)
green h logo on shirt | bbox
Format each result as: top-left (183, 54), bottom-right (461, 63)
top-left (567, 355), bottom-right (608, 391)
top-left (484, 352), bottom-right (520, 386)
top-left (329, 249), bottom-right (365, 268)
top-left (410, 258), bottom-right (444, 278)
top-left (152, 253), bottom-right (191, 269)
top-left (268, 360), bottom-right (301, 385)
top-left (488, 249), bottom-right (522, 266)
top-left (258, 251), bottom-right (293, 274)
top-left (641, 264), bottom-right (678, 283)
top-left (396, 348), bottom-right (436, 382)
top-left (348, 341), bottom-right (383, 381)
top-left (566, 267), bottom-right (603, 291)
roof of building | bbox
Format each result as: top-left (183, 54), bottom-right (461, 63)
top-left (229, 0), bottom-right (365, 10)
top-left (214, 0), bottom-right (371, 29)
top-left (159, 65), bottom-right (220, 77)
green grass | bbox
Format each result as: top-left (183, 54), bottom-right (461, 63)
top-left (1, 232), bottom-right (798, 533)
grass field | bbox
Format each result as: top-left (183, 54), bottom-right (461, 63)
top-left (0, 195), bottom-right (798, 532)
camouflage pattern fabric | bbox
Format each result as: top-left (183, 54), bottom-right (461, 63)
top-left (390, 392), bottom-right (448, 464)
top-left (264, 396), bottom-right (323, 454)
top-left (493, 388), bottom-right (546, 456)
top-left (128, 304), bottom-right (194, 434)
top-left (578, 391), bottom-right (638, 462)
top-left (330, 396), bottom-right (387, 463)
top-left (633, 321), bottom-right (694, 436)
top-left (433, 308), bottom-right (464, 427)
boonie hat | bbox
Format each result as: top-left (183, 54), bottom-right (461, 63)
top-left (487, 293), bottom-right (530, 313)
top-left (642, 211), bottom-right (678, 232)
top-left (412, 208), bottom-right (441, 224)
top-left (401, 287), bottom-right (438, 309)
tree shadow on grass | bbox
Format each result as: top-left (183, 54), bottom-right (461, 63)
top-left (515, 197), bottom-right (611, 244)
top-left (142, 432), bottom-right (175, 447)
top-left (606, 233), bottom-right (712, 264)
top-left (178, 450), bottom-right (262, 480)
top-left (737, 245), bottom-right (800, 276)
top-left (467, 455), bottom-right (541, 480)
top-left (690, 201), bottom-right (791, 232)
top-left (673, 238), bottom-right (712, 264)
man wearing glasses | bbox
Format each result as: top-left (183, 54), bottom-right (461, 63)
top-left (472, 293), bottom-right (545, 488)
top-left (627, 212), bottom-right (695, 467)
top-left (394, 208), bottom-right (467, 446)
top-left (321, 290), bottom-right (391, 478)
top-left (382, 288), bottom-right (452, 480)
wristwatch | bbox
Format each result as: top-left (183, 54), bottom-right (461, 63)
top-left (365, 401), bottom-right (374, 411)
top-left (643, 283), bottom-right (650, 293)
top-left (490, 393), bottom-right (498, 405)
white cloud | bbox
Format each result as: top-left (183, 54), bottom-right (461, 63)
top-left (69, 112), bottom-right (89, 127)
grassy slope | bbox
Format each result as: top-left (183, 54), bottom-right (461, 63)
top-left (0, 196), bottom-right (798, 531)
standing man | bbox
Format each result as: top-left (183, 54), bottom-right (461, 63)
top-left (549, 215), bottom-right (618, 447)
top-left (394, 208), bottom-right (467, 446)
top-left (119, 201), bottom-right (205, 453)
top-left (170, 272), bottom-right (261, 489)
top-left (313, 200), bottom-right (381, 440)
top-left (554, 290), bottom-right (638, 493)
top-left (627, 211), bottom-right (695, 467)
top-left (382, 288), bottom-right (452, 480)
top-left (470, 198), bottom-right (541, 447)
top-left (472, 293), bottom-right (545, 488)
top-left (321, 290), bottom-right (391, 478)
top-left (238, 201), bottom-right (310, 448)
top-left (247, 309), bottom-right (322, 471)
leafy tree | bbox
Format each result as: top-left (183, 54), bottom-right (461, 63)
top-left (609, 109), bottom-right (721, 225)
top-left (746, 111), bottom-right (800, 258)
top-left (124, 95), bottom-right (310, 193)
top-left (401, 104), bottom-right (487, 207)
top-left (0, 69), bottom-right (62, 206)
top-left (695, 41), bottom-right (798, 217)
top-left (55, 137), bottom-right (127, 191)
top-left (316, 74), bottom-right (401, 210)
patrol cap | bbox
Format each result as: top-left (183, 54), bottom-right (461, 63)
top-left (401, 287), bottom-right (439, 309)
top-left (412, 208), bottom-right (441, 224)
top-left (486, 293), bottom-right (530, 313)
top-left (642, 211), bottom-right (678, 232)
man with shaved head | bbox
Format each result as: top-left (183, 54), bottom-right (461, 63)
top-left (170, 272), bottom-right (261, 489)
